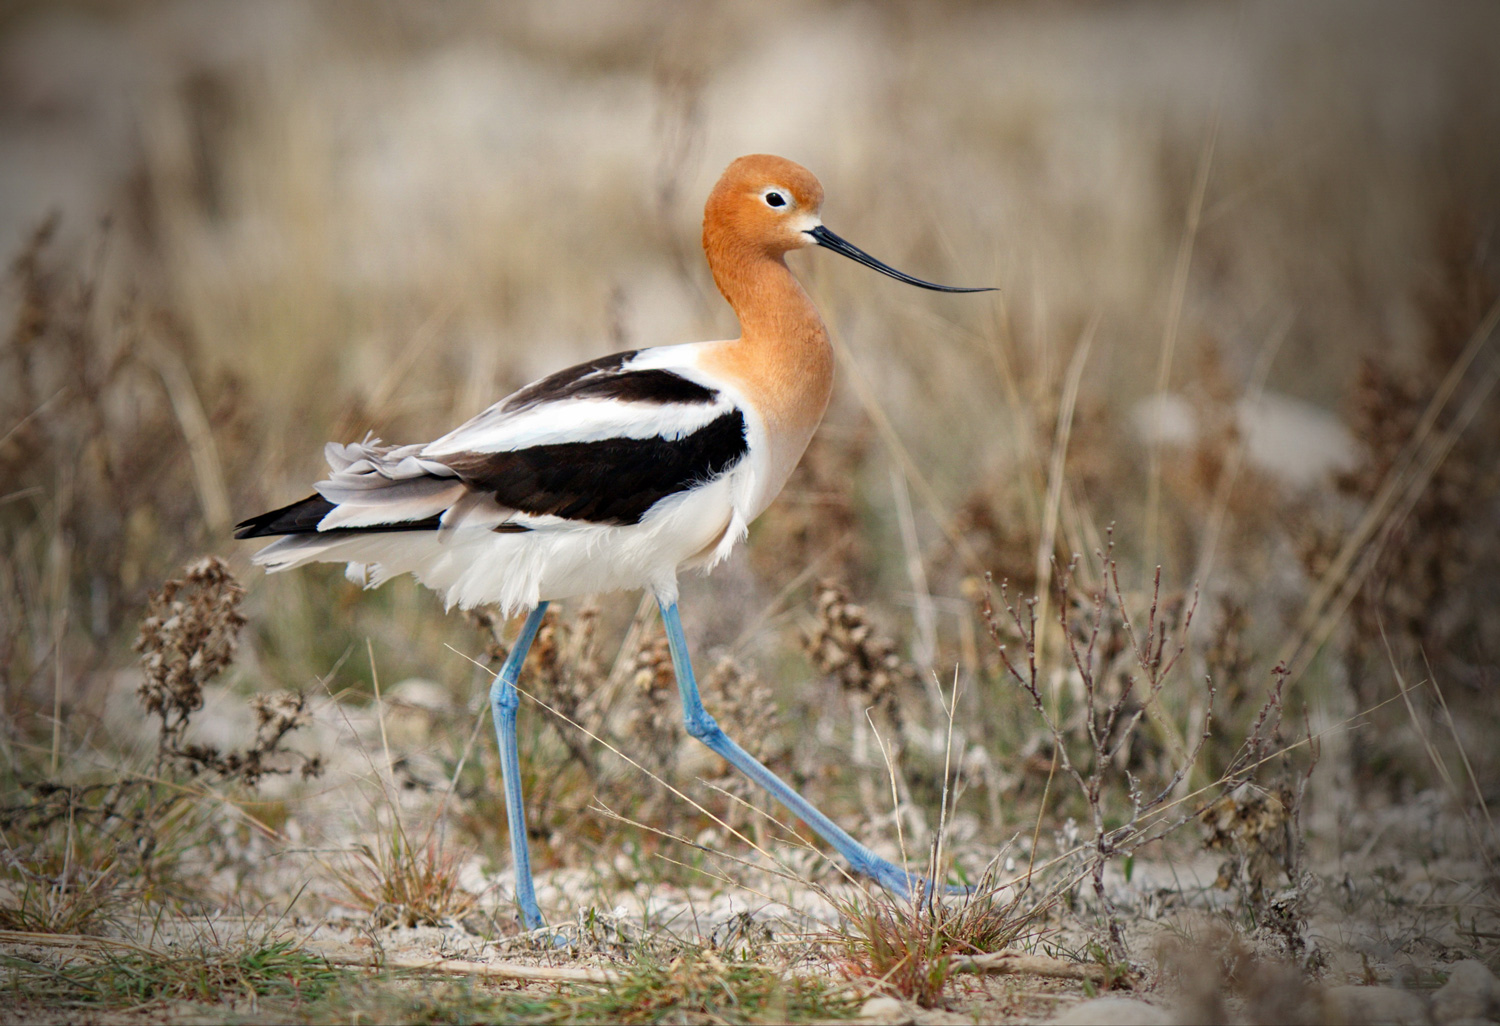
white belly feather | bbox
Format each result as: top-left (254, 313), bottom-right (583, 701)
top-left (254, 466), bottom-right (749, 616)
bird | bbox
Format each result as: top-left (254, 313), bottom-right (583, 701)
top-left (236, 154), bottom-right (991, 931)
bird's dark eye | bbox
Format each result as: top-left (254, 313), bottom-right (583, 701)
top-left (765, 191), bottom-right (787, 208)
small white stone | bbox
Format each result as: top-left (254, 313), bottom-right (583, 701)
top-left (1432, 960), bottom-right (1498, 1025)
top-left (858, 995), bottom-right (910, 1023)
top-left (1321, 986), bottom-right (1430, 1026)
top-left (1047, 996), bottom-right (1171, 1026)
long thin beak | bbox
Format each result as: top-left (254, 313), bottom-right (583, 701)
top-left (806, 225), bottom-right (994, 293)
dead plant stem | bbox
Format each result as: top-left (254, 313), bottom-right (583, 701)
top-left (1144, 98), bottom-right (1221, 575)
top-left (1035, 313), bottom-right (1097, 675)
top-left (1282, 295), bottom-right (1500, 676)
top-left (831, 331), bottom-right (985, 574)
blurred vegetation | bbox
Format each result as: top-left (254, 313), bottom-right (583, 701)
top-left (1, 2), bottom-right (1497, 1015)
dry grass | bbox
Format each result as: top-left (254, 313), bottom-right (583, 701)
top-left (829, 872), bottom-right (1047, 1008)
top-left (325, 830), bottom-right (477, 930)
top-left (2, 933), bottom-right (346, 1011)
top-left (979, 538), bottom-right (1210, 960)
top-left (1, 558), bottom-right (323, 941)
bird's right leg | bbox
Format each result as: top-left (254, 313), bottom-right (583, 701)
top-left (655, 595), bottom-right (958, 900)
top-left (488, 601), bottom-right (549, 931)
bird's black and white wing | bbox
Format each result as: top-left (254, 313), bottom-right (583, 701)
top-left (235, 346), bottom-right (752, 563)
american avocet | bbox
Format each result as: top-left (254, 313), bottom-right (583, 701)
top-left (237, 154), bottom-right (990, 930)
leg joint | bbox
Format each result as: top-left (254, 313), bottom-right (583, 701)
top-left (490, 675), bottom-right (519, 715)
top-left (682, 708), bottom-right (721, 743)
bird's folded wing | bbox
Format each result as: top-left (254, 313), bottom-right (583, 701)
top-left (421, 347), bottom-right (736, 454)
top-left (424, 348), bottom-right (749, 527)
top-left (237, 347), bottom-right (751, 540)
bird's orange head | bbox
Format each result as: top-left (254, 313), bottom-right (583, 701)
top-left (701, 154), bottom-right (993, 296)
top-left (703, 154), bottom-right (826, 263)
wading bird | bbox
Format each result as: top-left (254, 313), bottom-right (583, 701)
top-left (237, 154), bottom-right (990, 930)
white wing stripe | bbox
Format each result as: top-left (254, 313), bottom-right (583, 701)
top-left (315, 475), bottom-right (458, 506)
top-left (421, 395), bottom-right (735, 455)
top-left (318, 488), bottom-right (462, 530)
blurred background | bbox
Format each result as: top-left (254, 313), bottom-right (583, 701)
top-left (1, 0), bottom-right (1497, 972)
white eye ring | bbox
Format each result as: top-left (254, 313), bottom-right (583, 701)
top-left (763, 190), bottom-right (789, 209)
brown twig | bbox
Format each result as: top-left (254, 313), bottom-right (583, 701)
top-left (952, 948), bottom-right (1110, 982)
top-left (323, 953), bottom-right (617, 985)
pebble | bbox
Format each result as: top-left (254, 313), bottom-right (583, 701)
top-left (1047, 996), bottom-right (1171, 1025)
top-left (854, 996), bottom-right (973, 1025)
top-left (1432, 960), bottom-right (1498, 1025)
top-left (1320, 985), bottom-right (1430, 1026)
top-left (859, 996), bottom-right (909, 1023)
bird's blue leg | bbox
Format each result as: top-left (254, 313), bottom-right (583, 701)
top-left (489, 602), bottom-right (549, 931)
top-left (657, 598), bottom-right (952, 900)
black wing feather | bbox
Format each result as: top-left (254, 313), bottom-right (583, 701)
top-left (437, 410), bottom-right (748, 525)
top-left (500, 350), bottom-right (718, 412)
top-left (234, 495), bottom-right (444, 539)
top-left (236, 356), bottom-right (745, 539)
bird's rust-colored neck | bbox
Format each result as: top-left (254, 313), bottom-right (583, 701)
top-left (706, 237), bottom-right (823, 342)
top-left (701, 234), bottom-right (835, 514)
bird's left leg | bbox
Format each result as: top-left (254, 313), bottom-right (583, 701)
top-left (655, 595), bottom-right (952, 900)
top-left (488, 602), bottom-right (549, 931)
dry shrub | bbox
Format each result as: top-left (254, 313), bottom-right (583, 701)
top-left (1156, 920), bottom-right (1316, 1025)
top-left (464, 605), bottom-right (610, 858)
top-left (624, 624), bottom-right (683, 802)
top-left (0, 217), bottom-right (246, 731)
top-left (506, 602), bottom-right (610, 783)
top-left (529, 603), bottom-right (607, 775)
top-left (1201, 662), bottom-right (1322, 965)
top-left (805, 580), bottom-right (917, 734)
top-left (135, 556), bottom-right (322, 785)
top-left (830, 872), bottom-right (1046, 1009)
top-left (1201, 782), bottom-right (1317, 965)
top-left (1202, 787), bottom-right (1289, 897)
top-left (975, 535), bottom-right (1334, 966)
top-left (954, 488), bottom-right (1043, 599)
top-left (700, 655), bottom-right (779, 766)
top-left (136, 556), bottom-right (246, 745)
top-left (1334, 357), bottom-right (1480, 711)
top-left (981, 539), bottom-right (1210, 961)
top-left (1299, 202), bottom-right (1500, 788)
top-left (699, 654), bottom-right (783, 838)
top-left (1164, 339), bottom-right (1279, 538)
top-left (328, 830), bottom-right (477, 929)
top-left (0, 558), bottom-right (321, 931)
top-left (1204, 597), bottom-right (1256, 750)
top-left (615, 622), bottom-right (795, 857)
